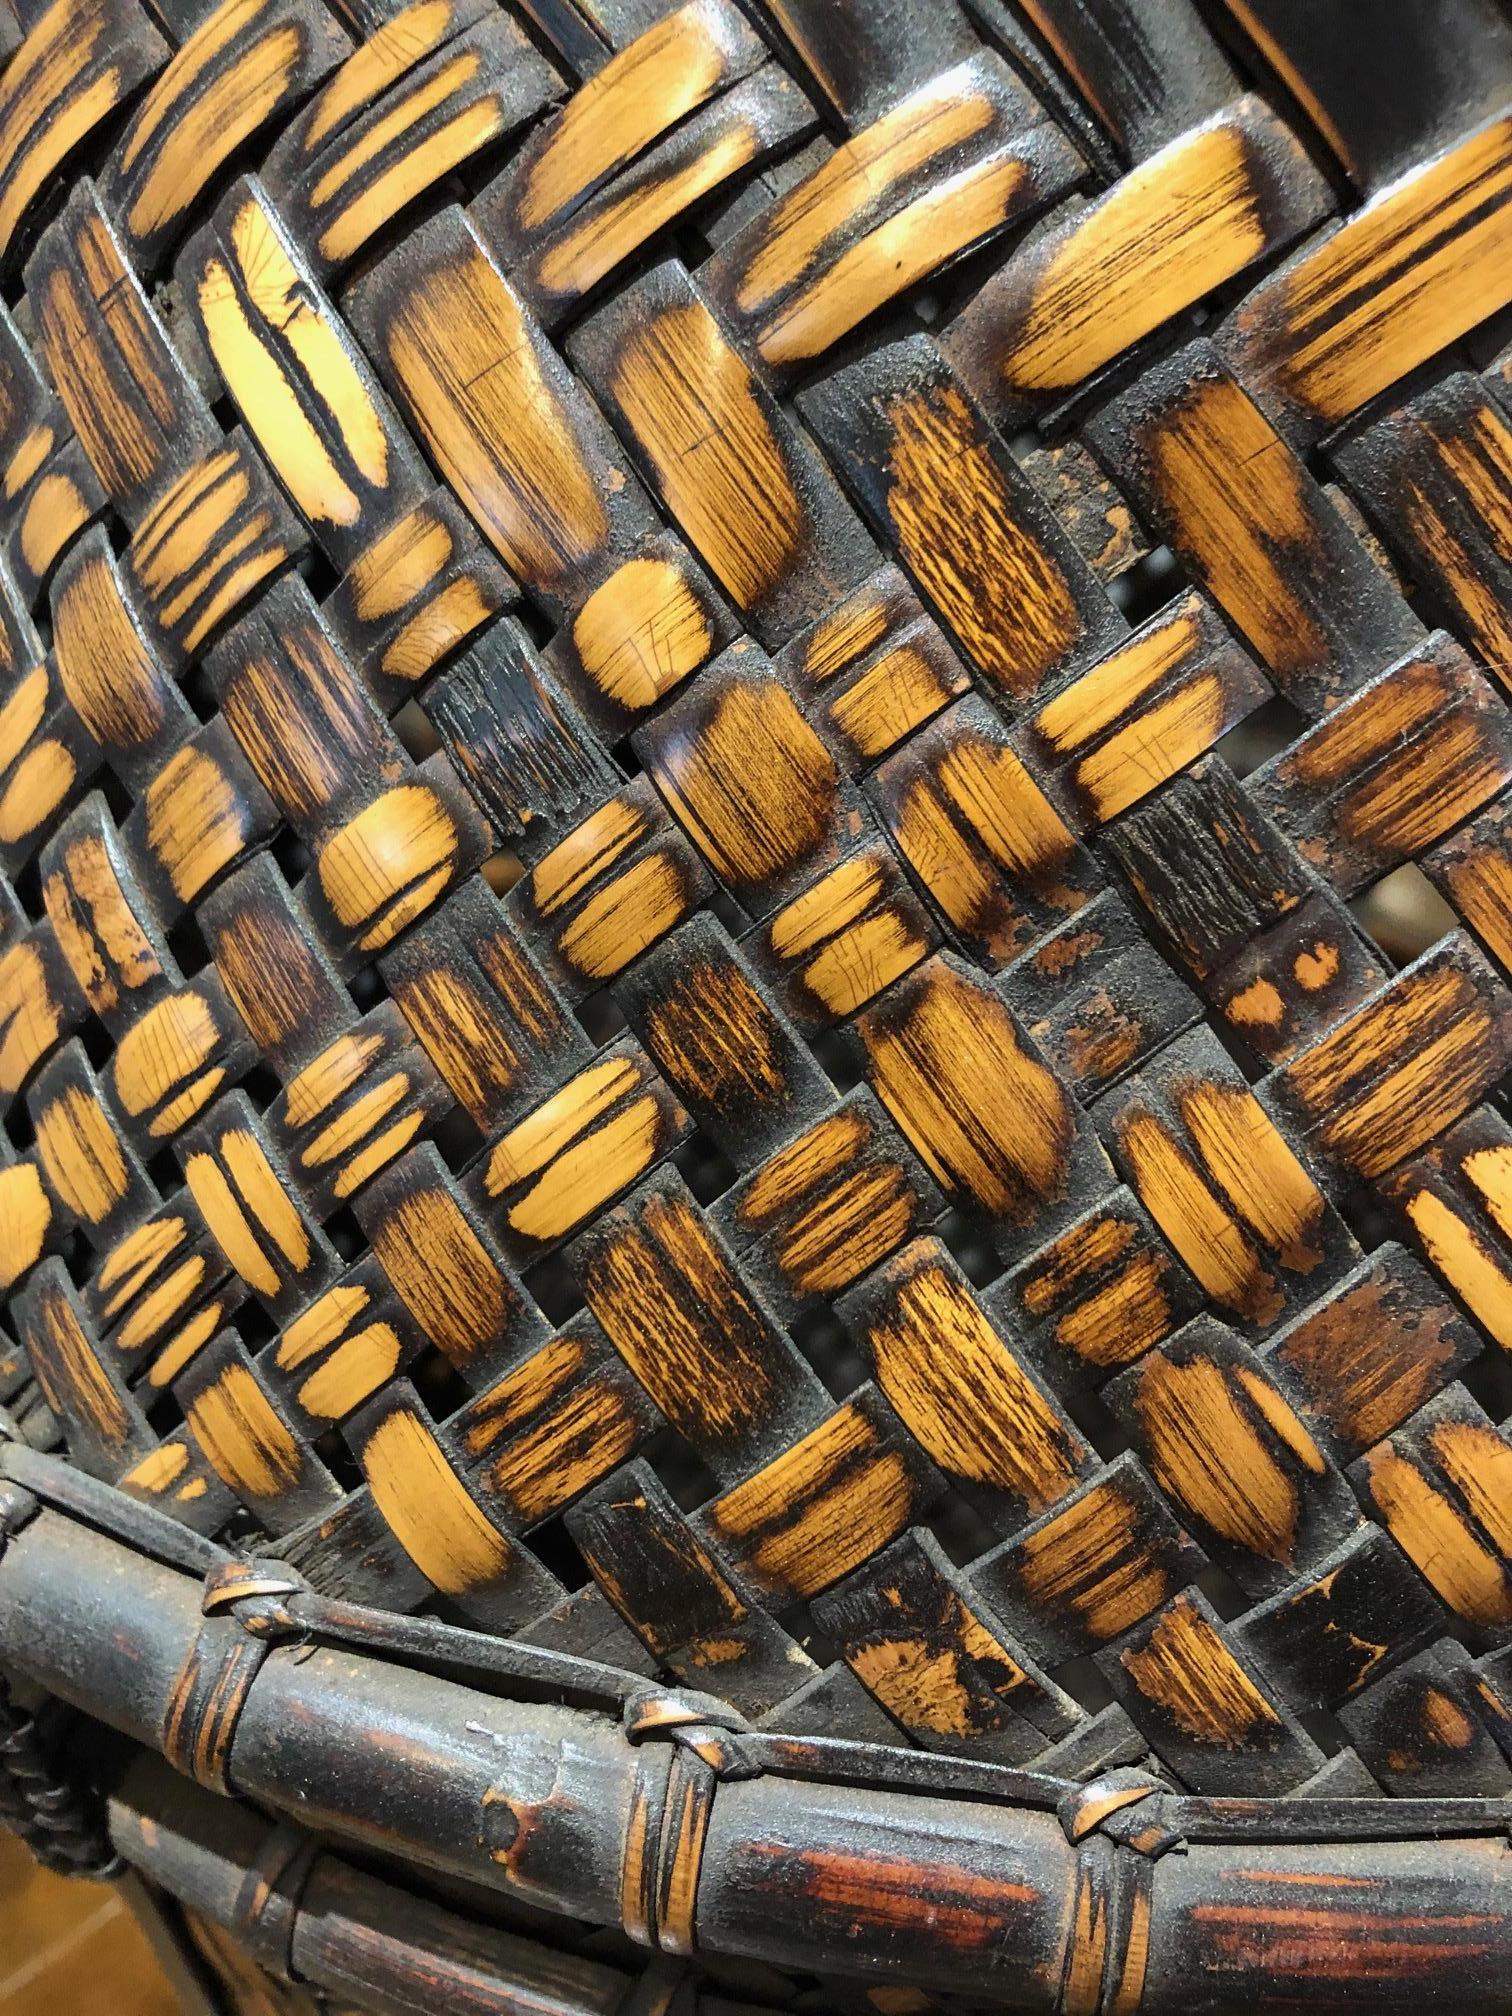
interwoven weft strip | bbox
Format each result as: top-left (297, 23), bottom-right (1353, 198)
top-left (0, 0), bottom-right (1511, 2003)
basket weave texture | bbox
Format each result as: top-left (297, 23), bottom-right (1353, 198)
top-left (1, 0), bottom-right (1512, 2006)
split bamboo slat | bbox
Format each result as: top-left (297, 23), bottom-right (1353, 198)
top-left (0, 0), bottom-right (1510, 2008)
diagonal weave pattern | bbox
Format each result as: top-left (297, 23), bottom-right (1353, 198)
top-left (1, 0), bottom-right (1512, 1810)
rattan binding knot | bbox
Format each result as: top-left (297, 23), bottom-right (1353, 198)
top-left (162, 1557), bottom-right (310, 1792)
top-left (201, 1557), bottom-right (310, 1639)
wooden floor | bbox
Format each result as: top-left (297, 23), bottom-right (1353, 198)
top-left (0, 1828), bottom-right (181, 2014)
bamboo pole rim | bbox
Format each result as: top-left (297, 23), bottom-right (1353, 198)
top-left (3, 1440), bottom-right (1507, 1847)
top-left (4, 1441), bottom-right (1512, 2015)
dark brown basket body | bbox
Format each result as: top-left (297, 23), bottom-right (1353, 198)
top-left (0, 0), bottom-right (1511, 2008)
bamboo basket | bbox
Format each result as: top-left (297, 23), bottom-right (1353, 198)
top-left (0, 0), bottom-right (1510, 2008)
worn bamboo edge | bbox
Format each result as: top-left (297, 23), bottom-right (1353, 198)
top-left (2, 1445), bottom-right (1510, 2013)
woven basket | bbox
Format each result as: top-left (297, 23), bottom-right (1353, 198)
top-left (1, 0), bottom-right (1511, 2007)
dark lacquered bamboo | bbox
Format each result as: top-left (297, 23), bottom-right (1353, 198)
top-left (107, 1753), bottom-right (645, 2016)
top-left (3, 1454), bottom-right (1509, 2015)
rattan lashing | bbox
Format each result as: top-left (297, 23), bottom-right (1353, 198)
top-left (0, 0), bottom-right (1510, 2007)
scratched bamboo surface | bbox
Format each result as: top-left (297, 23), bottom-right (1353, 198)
top-left (0, 0), bottom-right (1510, 2005)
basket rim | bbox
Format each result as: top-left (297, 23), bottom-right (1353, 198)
top-left (3, 1439), bottom-right (1510, 2014)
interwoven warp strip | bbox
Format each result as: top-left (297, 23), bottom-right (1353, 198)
top-left (0, 0), bottom-right (1511, 2000)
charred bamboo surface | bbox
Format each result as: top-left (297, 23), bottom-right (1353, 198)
top-left (1, 0), bottom-right (1511, 2007)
